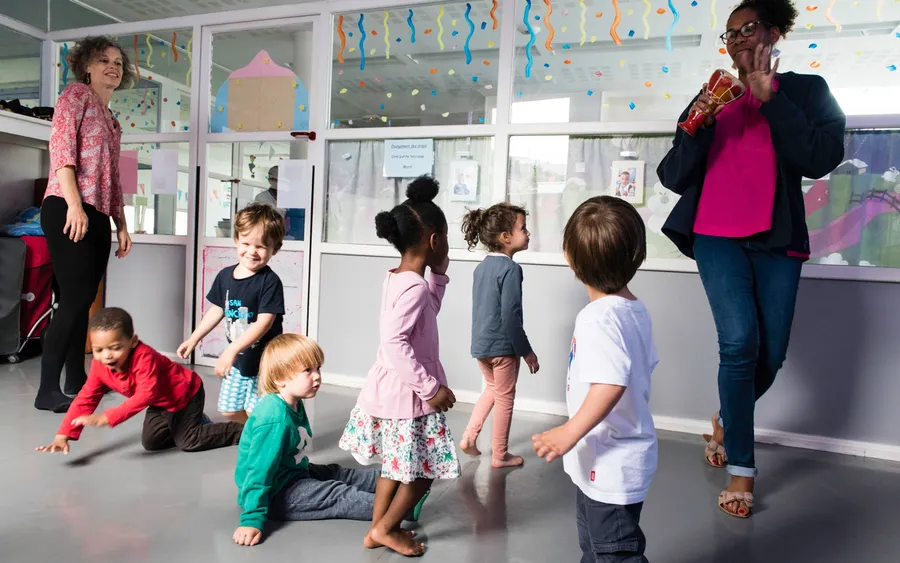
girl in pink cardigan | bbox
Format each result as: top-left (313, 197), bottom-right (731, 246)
top-left (339, 177), bottom-right (460, 557)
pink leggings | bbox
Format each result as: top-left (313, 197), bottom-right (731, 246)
top-left (464, 356), bottom-right (520, 459)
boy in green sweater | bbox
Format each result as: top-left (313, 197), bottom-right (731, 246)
top-left (233, 334), bottom-right (426, 547)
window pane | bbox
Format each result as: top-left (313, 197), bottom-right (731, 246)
top-left (119, 142), bottom-right (190, 236)
top-left (1, 5), bottom-right (47, 30)
top-left (205, 142), bottom-right (306, 241)
top-left (57, 29), bottom-right (193, 134)
top-left (331, 2), bottom-right (502, 128)
top-left (49, 0), bottom-right (116, 31)
top-left (510, 1), bottom-right (900, 122)
top-left (209, 23), bottom-right (313, 134)
top-left (326, 137), bottom-right (494, 248)
top-left (0, 26), bottom-right (42, 110)
top-left (508, 135), bottom-right (684, 260)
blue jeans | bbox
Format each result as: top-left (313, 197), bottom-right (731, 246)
top-left (576, 489), bottom-right (649, 563)
top-left (268, 463), bottom-right (378, 521)
top-left (693, 235), bottom-right (802, 478)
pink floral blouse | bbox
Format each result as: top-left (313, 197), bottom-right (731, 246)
top-left (45, 82), bottom-right (124, 219)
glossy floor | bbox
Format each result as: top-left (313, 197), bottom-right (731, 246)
top-left (4, 358), bottom-right (900, 562)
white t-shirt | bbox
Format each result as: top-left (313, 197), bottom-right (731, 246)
top-left (563, 296), bottom-right (658, 505)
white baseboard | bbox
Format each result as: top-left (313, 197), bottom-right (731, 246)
top-left (324, 373), bottom-right (900, 463)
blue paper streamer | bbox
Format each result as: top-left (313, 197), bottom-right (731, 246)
top-left (358, 14), bottom-right (366, 70)
top-left (408, 9), bottom-right (416, 43)
top-left (61, 44), bottom-right (69, 86)
top-left (523, 0), bottom-right (536, 79)
top-left (666, 0), bottom-right (680, 52)
top-left (464, 3), bottom-right (475, 65)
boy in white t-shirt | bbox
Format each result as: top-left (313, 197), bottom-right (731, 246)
top-left (533, 196), bottom-right (658, 563)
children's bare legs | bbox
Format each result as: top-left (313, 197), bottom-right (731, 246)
top-left (222, 410), bottom-right (248, 424)
top-left (366, 478), bottom-right (432, 557)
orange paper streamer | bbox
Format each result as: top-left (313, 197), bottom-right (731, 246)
top-left (544, 0), bottom-right (555, 51)
top-left (337, 15), bottom-right (347, 63)
top-left (133, 35), bottom-right (140, 81)
top-left (825, 0), bottom-right (841, 32)
top-left (172, 32), bottom-right (178, 62)
top-left (610, 0), bottom-right (622, 46)
top-left (491, 0), bottom-right (499, 29)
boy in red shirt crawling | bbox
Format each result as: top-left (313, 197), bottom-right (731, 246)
top-left (36, 307), bottom-right (243, 455)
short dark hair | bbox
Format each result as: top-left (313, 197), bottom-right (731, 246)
top-left (375, 176), bottom-right (448, 254)
top-left (461, 202), bottom-right (527, 252)
top-left (234, 203), bottom-right (286, 252)
top-left (67, 36), bottom-right (135, 90)
top-left (563, 196), bottom-right (646, 294)
top-left (731, 0), bottom-right (799, 36)
top-left (88, 307), bottom-right (135, 338)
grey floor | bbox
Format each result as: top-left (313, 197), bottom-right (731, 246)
top-left (4, 357), bottom-right (900, 563)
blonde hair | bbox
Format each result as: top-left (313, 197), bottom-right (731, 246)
top-left (258, 334), bottom-right (325, 395)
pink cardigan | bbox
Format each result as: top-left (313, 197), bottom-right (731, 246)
top-left (357, 270), bottom-right (449, 419)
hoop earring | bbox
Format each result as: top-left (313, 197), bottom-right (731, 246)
top-left (85, 73), bottom-right (91, 85)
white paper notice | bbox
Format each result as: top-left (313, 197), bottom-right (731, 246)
top-left (151, 149), bottom-right (179, 195)
top-left (277, 160), bottom-right (310, 209)
top-left (383, 139), bottom-right (434, 178)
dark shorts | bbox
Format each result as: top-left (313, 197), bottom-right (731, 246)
top-left (576, 489), bottom-right (649, 563)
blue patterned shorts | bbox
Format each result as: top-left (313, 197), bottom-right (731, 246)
top-left (217, 367), bottom-right (261, 413)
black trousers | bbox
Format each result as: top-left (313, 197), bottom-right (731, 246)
top-left (141, 383), bottom-right (243, 452)
top-left (39, 196), bottom-right (111, 399)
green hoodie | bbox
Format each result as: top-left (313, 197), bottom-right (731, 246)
top-left (234, 393), bottom-right (313, 529)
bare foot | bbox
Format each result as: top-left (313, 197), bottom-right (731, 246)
top-left (363, 528), bottom-right (417, 550)
top-left (367, 526), bottom-right (425, 557)
top-left (459, 430), bottom-right (481, 457)
top-left (720, 476), bottom-right (754, 517)
top-left (491, 453), bottom-right (524, 468)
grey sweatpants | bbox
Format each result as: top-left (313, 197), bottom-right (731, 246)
top-left (268, 463), bottom-right (379, 521)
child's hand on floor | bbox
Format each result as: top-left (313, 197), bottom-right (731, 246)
top-left (35, 435), bottom-right (70, 454)
top-left (215, 351), bottom-right (236, 378)
top-left (71, 413), bottom-right (109, 428)
top-left (233, 526), bottom-right (262, 546)
top-left (524, 352), bottom-right (540, 374)
top-left (176, 339), bottom-right (196, 359)
top-left (532, 424), bottom-right (578, 462)
top-left (427, 385), bottom-right (456, 413)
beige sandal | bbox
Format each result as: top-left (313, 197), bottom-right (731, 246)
top-left (718, 490), bottom-right (754, 518)
top-left (702, 413), bottom-right (727, 468)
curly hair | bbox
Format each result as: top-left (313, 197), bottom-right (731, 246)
top-left (461, 203), bottom-right (527, 252)
top-left (67, 36), bottom-right (135, 90)
top-left (731, 0), bottom-right (799, 36)
top-left (375, 176), bottom-right (448, 255)
top-left (88, 307), bottom-right (135, 338)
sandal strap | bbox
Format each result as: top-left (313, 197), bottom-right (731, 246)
top-left (705, 439), bottom-right (725, 454)
top-left (718, 491), bottom-right (754, 508)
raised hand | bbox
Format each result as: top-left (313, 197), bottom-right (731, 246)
top-left (745, 44), bottom-right (779, 104)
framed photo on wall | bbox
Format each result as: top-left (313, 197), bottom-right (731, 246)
top-left (610, 160), bottom-right (645, 205)
top-left (448, 160), bottom-right (479, 202)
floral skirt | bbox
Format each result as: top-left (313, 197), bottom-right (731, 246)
top-left (339, 405), bottom-right (461, 484)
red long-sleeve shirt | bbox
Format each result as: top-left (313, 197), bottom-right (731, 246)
top-left (58, 342), bottom-right (202, 440)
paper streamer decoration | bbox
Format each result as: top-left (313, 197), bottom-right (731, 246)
top-left (491, 0), bottom-right (499, 29)
top-left (710, 0), bottom-right (718, 29)
top-left (408, 9), bottom-right (417, 43)
top-left (186, 35), bottom-right (193, 85)
top-left (524, 0), bottom-right (537, 77)
top-left (133, 36), bottom-right (141, 82)
top-left (579, 0), bottom-right (587, 45)
top-left (337, 15), bottom-right (346, 63)
top-left (544, 0), bottom-right (555, 51)
top-left (666, 0), bottom-right (680, 52)
top-left (642, 0), bottom-right (651, 39)
top-left (145, 35), bottom-right (154, 68)
top-left (437, 7), bottom-right (445, 50)
top-left (358, 14), bottom-right (366, 70)
top-left (172, 32), bottom-right (178, 62)
top-left (877, 0), bottom-right (884, 21)
top-left (61, 44), bottom-right (69, 86)
top-left (384, 12), bottom-right (391, 57)
top-left (611, 0), bottom-right (622, 46)
top-left (825, 0), bottom-right (841, 32)
top-left (464, 3), bottom-right (475, 64)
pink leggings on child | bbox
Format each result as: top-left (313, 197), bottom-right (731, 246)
top-left (465, 356), bottom-right (520, 459)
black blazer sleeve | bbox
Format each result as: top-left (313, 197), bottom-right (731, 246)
top-left (759, 75), bottom-right (846, 180)
top-left (656, 93), bottom-right (717, 196)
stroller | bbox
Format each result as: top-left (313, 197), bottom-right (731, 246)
top-left (0, 236), bottom-right (57, 364)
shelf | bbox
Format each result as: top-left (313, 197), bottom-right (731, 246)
top-left (0, 111), bottom-right (51, 149)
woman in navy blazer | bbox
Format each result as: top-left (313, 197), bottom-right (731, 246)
top-left (657, 0), bottom-right (845, 518)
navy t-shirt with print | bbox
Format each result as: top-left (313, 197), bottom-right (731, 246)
top-left (206, 265), bottom-right (284, 378)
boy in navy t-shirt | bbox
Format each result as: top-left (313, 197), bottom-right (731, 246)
top-left (178, 203), bottom-right (286, 423)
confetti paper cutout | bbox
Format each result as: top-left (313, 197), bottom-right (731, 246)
top-left (382, 116), bottom-right (388, 122)
top-left (481, 22), bottom-right (487, 30)
top-left (565, 59), bottom-right (572, 64)
top-left (645, 81), bottom-right (653, 87)
top-left (442, 112), bottom-right (450, 117)
top-left (452, 30), bottom-right (459, 36)
top-left (662, 66), bottom-right (669, 72)
top-left (387, 93), bottom-right (393, 98)
top-left (620, 59), bottom-right (626, 66)
top-left (430, 67), bottom-right (438, 74)
top-left (544, 63), bottom-right (551, 67)
top-left (432, 90), bottom-right (437, 95)
top-left (809, 43), bottom-right (818, 48)
top-left (596, 12), bottom-right (603, 17)
top-left (380, 104), bottom-right (385, 110)
top-left (810, 61), bottom-right (821, 68)
top-left (628, 30), bottom-right (635, 37)
top-left (425, 28), bottom-right (433, 34)
top-left (545, 74), bottom-right (553, 80)
top-left (370, 48), bottom-right (376, 55)
top-left (485, 84), bottom-right (494, 89)
top-left (888, 64), bottom-right (897, 71)
top-left (587, 90), bottom-right (594, 96)
top-left (412, 89), bottom-right (420, 95)
top-left (489, 41), bottom-right (495, 47)
top-left (340, 88), bottom-right (348, 94)
top-left (473, 76), bottom-right (479, 82)
top-left (629, 101), bottom-right (636, 110)
top-left (657, 8), bottom-right (666, 14)
top-left (805, 5), bottom-right (818, 11)
top-left (421, 104), bottom-right (426, 111)
top-left (449, 69), bottom-right (456, 75)
top-left (484, 60), bottom-right (491, 65)
top-left (665, 93), bottom-right (671, 99)
top-left (594, 71), bottom-right (603, 76)
top-left (360, 81), bottom-right (366, 87)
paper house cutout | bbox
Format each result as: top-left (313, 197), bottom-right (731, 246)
top-left (211, 50), bottom-right (309, 133)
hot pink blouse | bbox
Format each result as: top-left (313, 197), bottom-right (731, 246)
top-left (694, 82), bottom-right (779, 238)
top-left (358, 270), bottom-right (449, 420)
top-left (45, 82), bottom-right (124, 218)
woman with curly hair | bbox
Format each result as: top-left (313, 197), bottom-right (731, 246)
top-left (658, 0), bottom-right (845, 518)
top-left (36, 36), bottom-right (136, 413)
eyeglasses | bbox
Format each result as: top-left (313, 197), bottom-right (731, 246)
top-left (719, 21), bottom-right (769, 45)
